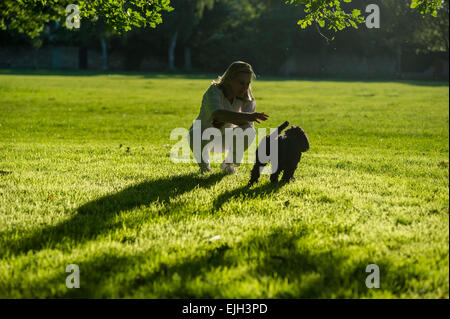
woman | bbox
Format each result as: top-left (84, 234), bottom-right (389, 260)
top-left (187, 61), bottom-right (269, 174)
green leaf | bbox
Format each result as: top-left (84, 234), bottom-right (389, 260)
top-left (352, 9), bottom-right (361, 18)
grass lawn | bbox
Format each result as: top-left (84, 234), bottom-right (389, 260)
top-left (0, 70), bottom-right (448, 298)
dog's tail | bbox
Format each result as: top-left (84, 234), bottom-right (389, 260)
top-left (278, 121), bottom-right (289, 133)
top-left (268, 121), bottom-right (289, 139)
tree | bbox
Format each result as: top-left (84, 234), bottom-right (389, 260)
top-left (160, 0), bottom-right (214, 70)
top-left (284, 0), bottom-right (447, 32)
top-left (189, 0), bottom-right (269, 72)
top-left (414, 0), bottom-right (449, 53)
top-left (410, 0), bottom-right (447, 17)
top-left (0, 0), bottom-right (173, 38)
top-left (0, 0), bottom-right (173, 71)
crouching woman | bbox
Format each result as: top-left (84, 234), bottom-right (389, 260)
top-left (187, 61), bottom-right (269, 174)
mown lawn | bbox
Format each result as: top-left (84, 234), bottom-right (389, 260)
top-left (0, 70), bottom-right (448, 298)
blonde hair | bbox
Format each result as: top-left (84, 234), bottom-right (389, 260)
top-left (212, 61), bottom-right (256, 102)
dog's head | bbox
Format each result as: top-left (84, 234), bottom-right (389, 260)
top-left (285, 126), bottom-right (310, 152)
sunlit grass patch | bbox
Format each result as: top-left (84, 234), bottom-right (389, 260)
top-left (0, 71), bottom-right (448, 298)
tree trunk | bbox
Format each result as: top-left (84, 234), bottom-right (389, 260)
top-left (319, 41), bottom-right (326, 76)
top-left (184, 47), bottom-right (192, 70)
top-left (51, 46), bottom-right (61, 69)
top-left (396, 45), bottom-right (402, 78)
top-left (78, 45), bottom-right (88, 70)
top-left (168, 31), bottom-right (178, 70)
top-left (100, 36), bottom-right (108, 71)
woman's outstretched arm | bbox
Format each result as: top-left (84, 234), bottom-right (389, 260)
top-left (212, 109), bottom-right (269, 127)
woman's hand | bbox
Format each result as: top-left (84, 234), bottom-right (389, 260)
top-left (249, 112), bottom-right (269, 123)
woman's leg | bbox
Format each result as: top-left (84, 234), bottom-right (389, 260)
top-left (188, 127), bottom-right (212, 171)
top-left (223, 123), bottom-right (256, 166)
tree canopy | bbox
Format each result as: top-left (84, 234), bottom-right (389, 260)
top-left (1, 0), bottom-right (446, 39)
top-left (0, 0), bottom-right (173, 38)
top-left (285, 0), bottom-right (447, 31)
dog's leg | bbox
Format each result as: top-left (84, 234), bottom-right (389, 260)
top-left (249, 156), bottom-right (267, 185)
top-left (249, 135), bottom-right (272, 186)
top-left (281, 158), bottom-right (300, 183)
top-left (270, 170), bottom-right (281, 183)
top-left (281, 168), bottom-right (296, 182)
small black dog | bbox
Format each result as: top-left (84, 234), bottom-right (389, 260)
top-left (249, 121), bottom-right (309, 185)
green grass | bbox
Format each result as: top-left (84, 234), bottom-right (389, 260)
top-left (0, 70), bottom-right (448, 298)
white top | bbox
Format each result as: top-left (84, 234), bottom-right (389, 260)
top-left (190, 84), bottom-right (256, 132)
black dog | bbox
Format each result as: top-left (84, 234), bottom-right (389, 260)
top-left (249, 121), bottom-right (309, 185)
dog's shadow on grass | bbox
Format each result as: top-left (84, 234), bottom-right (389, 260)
top-left (213, 181), bottom-right (287, 211)
top-left (3, 172), bottom-right (226, 257)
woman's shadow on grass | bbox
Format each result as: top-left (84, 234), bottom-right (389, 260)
top-left (3, 172), bottom-right (226, 257)
top-left (53, 225), bottom-right (377, 298)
